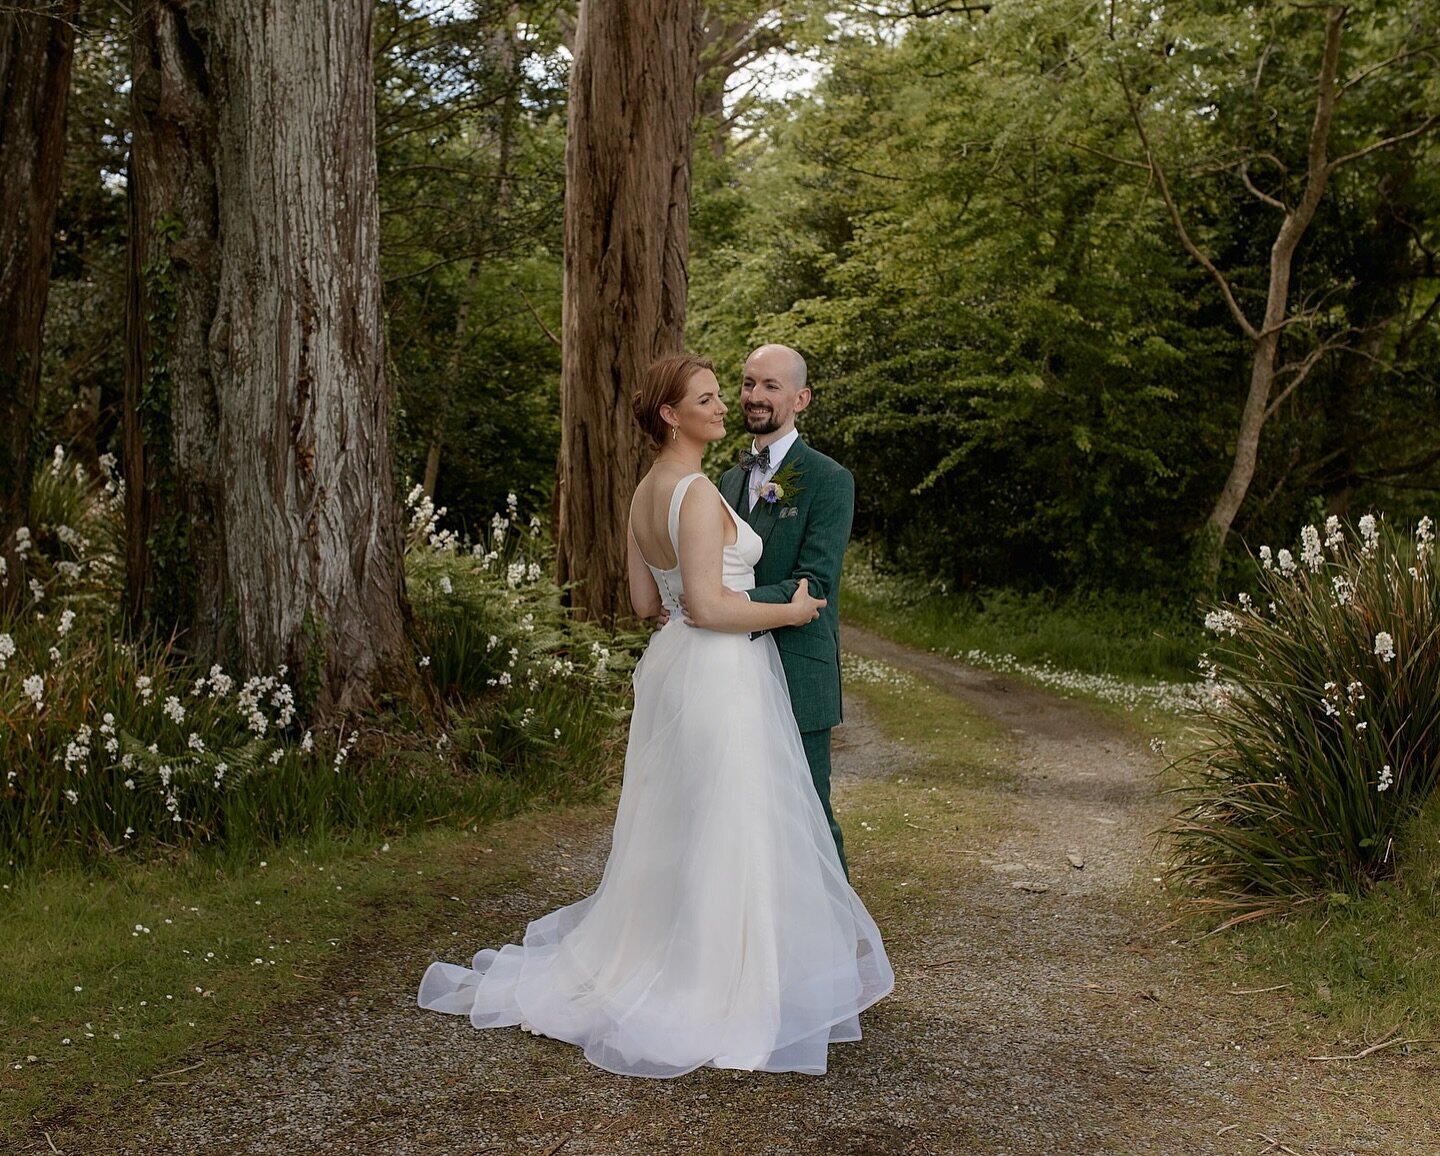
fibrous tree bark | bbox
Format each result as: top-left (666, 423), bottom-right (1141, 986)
top-left (556, 0), bottom-right (703, 625)
top-left (127, 0), bottom-right (412, 714)
top-left (0, 2), bottom-right (77, 605)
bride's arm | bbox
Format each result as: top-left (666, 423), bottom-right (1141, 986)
top-left (678, 482), bottom-right (823, 633)
top-left (627, 523), bottom-right (663, 619)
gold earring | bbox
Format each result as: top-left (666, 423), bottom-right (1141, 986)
top-left (670, 424), bottom-right (678, 442)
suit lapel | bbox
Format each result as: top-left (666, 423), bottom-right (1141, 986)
top-left (749, 438), bottom-right (808, 548)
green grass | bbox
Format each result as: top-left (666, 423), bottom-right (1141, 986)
top-left (844, 561), bottom-right (1201, 682)
top-left (0, 825), bottom-right (510, 1146)
top-left (1206, 788), bottom-right (1440, 1045)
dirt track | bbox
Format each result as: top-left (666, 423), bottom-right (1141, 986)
top-left (70, 626), bottom-right (1435, 1155)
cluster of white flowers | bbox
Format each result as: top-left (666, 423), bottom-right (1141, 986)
top-left (332, 728), bottom-right (360, 771)
top-left (22, 674), bottom-right (45, 710)
top-left (99, 712), bottom-right (118, 756)
top-left (1331, 575), bottom-right (1353, 607)
top-left (0, 633), bottom-right (14, 670)
top-left (135, 674), bottom-right (154, 703)
top-left (841, 655), bottom-right (916, 688)
top-left (1320, 679), bottom-right (1365, 720)
top-left (1299, 525), bottom-right (1324, 571)
top-left (1324, 516), bottom-right (1344, 552)
top-left (1359, 514), bottom-right (1379, 555)
top-left (1374, 631), bottom-right (1396, 663)
top-left (1276, 548), bottom-right (1297, 577)
top-left (162, 695), bottom-right (186, 724)
top-left (954, 648), bottom-right (1226, 715)
top-left (1377, 764), bottom-right (1394, 793)
top-left (63, 725), bottom-right (93, 772)
top-left (1203, 609), bottom-right (1240, 637)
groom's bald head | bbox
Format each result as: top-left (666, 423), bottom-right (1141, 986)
top-left (742, 344), bottom-right (812, 443)
top-left (747, 344), bottom-right (807, 391)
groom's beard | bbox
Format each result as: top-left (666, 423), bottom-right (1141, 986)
top-left (744, 408), bottom-right (781, 435)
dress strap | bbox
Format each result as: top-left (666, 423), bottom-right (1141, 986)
top-left (666, 473), bottom-right (705, 561)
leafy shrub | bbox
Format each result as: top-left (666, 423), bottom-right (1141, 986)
top-left (1168, 514), bottom-right (1439, 924)
top-left (1, 465), bottom-right (634, 875)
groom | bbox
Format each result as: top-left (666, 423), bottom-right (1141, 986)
top-left (720, 344), bottom-right (855, 876)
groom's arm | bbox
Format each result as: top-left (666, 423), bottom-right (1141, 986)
top-left (747, 466), bottom-right (854, 609)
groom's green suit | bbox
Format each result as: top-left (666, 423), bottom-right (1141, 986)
top-left (721, 438), bottom-right (855, 875)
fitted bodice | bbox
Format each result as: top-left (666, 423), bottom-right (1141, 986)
top-left (644, 473), bottom-right (760, 615)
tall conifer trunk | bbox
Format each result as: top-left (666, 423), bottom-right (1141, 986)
top-left (555, 0), bottom-right (702, 624)
top-left (127, 1), bottom-right (411, 713)
top-left (0, 4), bottom-right (77, 603)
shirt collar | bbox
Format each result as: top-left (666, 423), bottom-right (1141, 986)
top-left (752, 428), bottom-right (800, 470)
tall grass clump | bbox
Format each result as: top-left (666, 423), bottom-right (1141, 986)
top-left (1, 459), bottom-right (635, 877)
top-left (1168, 513), bottom-right (1439, 924)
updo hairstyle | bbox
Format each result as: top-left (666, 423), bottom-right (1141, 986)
top-left (632, 354), bottom-right (715, 448)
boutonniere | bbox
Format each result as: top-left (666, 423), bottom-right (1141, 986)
top-left (755, 462), bottom-right (803, 509)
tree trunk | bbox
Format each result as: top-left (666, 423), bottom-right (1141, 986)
top-left (1197, 6), bottom-right (1344, 589)
top-left (0, 3), bottom-right (77, 605)
top-left (128, 0), bottom-right (411, 715)
top-left (556, 0), bottom-right (703, 626)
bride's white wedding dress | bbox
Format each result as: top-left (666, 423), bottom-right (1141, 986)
top-left (417, 473), bottom-right (893, 1077)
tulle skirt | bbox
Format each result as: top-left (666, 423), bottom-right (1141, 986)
top-left (417, 621), bottom-right (894, 1077)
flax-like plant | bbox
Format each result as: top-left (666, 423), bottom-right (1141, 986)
top-left (1168, 514), bottom-right (1439, 925)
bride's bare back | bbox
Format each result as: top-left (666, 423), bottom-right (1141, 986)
top-left (629, 464), bottom-right (735, 573)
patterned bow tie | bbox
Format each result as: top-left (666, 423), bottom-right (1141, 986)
top-left (740, 446), bottom-right (771, 473)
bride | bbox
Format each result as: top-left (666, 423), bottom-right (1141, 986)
top-left (417, 353), bottom-right (893, 1077)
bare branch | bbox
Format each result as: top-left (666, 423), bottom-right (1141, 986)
top-left (1329, 113), bottom-right (1440, 172)
top-left (514, 284), bottom-right (560, 349)
top-left (1239, 161), bottom-right (1287, 212)
top-left (1340, 43), bottom-right (1440, 96)
top-left (1263, 341), bottom-right (1333, 420)
top-left (1119, 68), bottom-right (1258, 340)
top-left (1066, 139), bottom-right (1150, 171)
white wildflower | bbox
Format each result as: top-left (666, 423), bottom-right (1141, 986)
top-left (1300, 525), bottom-right (1323, 571)
top-left (64, 789), bottom-right (79, 805)
top-left (1324, 515), bottom-right (1343, 552)
top-left (0, 633), bottom-right (14, 669)
top-left (57, 609), bottom-right (76, 636)
top-left (1277, 549), bottom-right (1296, 577)
top-left (1331, 576), bottom-right (1353, 606)
top-left (1374, 632), bottom-right (1396, 663)
top-left (1203, 609), bottom-right (1239, 637)
top-left (1359, 514), bottom-right (1379, 554)
top-left (162, 696), bottom-right (185, 723)
top-left (1377, 764), bottom-right (1393, 793)
top-left (438, 576), bottom-right (452, 594)
top-left (136, 674), bottom-right (154, 703)
top-left (22, 674), bottom-right (44, 709)
top-left (51, 444), bottom-right (65, 473)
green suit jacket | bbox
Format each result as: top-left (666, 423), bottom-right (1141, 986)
top-left (720, 438), bottom-right (855, 733)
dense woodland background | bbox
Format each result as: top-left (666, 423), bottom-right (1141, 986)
top-left (5, 0), bottom-right (1439, 689)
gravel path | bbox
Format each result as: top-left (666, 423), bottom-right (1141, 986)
top-left (77, 626), bottom-right (1430, 1155)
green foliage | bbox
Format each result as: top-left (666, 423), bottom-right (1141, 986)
top-left (1168, 513), bottom-right (1440, 922)
top-left (843, 553), bottom-right (1202, 684)
top-left (377, 1), bottom-right (570, 525)
top-left (1, 462), bottom-right (634, 878)
top-left (1222, 787), bottom-right (1440, 1043)
top-left (690, 1), bottom-right (1440, 594)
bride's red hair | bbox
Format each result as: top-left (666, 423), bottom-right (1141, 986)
top-left (632, 354), bottom-right (715, 448)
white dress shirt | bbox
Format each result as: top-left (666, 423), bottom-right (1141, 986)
top-left (746, 428), bottom-right (800, 512)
